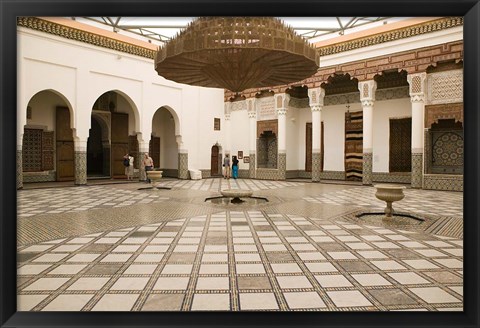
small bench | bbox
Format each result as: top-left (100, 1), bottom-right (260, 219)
top-left (189, 170), bottom-right (202, 180)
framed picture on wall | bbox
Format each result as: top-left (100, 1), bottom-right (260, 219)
top-left (243, 156), bottom-right (250, 163)
top-left (238, 151), bottom-right (243, 159)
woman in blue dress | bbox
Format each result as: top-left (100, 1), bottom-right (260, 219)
top-left (232, 155), bottom-right (239, 179)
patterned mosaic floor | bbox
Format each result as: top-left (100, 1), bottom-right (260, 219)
top-left (17, 179), bottom-right (463, 312)
top-left (303, 187), bottom-right (463, 218)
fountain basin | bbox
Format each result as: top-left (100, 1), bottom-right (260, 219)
top-left (220, 189), bottom-right (253, 203)
top-left (374, 184), bottom-right (406, 218)
top-left (147, 170), bottom-right (165, 189)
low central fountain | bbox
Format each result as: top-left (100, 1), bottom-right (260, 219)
top-left (374, 184), bottom-right (406, 218)
top-left (205, 189), bottom-right (268, 204)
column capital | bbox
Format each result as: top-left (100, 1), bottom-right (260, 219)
top-left (224, 101), bottom-right (231, 115)
top-left (358, 80), bottom-right (377, 103)
top-left (274, 93), bottom-right (290, 116)
top-left (247, 98), bottom-right (257, 118)
top-left (308, 87), bottom-right (325, 107)
top-left (407, 72), bottom-right (427, 100)
top-left (311, 105), bottom-right (322, 112)
top-left (410, 94), bottom-right (426, 103)
top-left (361, 99), bottom-right (374, 107)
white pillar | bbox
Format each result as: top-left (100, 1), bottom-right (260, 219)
top-left (247, 98), bottom-right (257, 178)
top-left (275, 93), bottom-right (289, 180)
top-left (138, 140), bottom-right (149, 181)
top-left (358, 80), bottom-right (377, 185)
top-left (224, 102), bottom-right (231, 156)
top-left (407, 72), bottom-right (427, 188)
top-left (308, 87), bottom-right (325, 182)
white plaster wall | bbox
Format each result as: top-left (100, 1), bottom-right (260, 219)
top-left (322, 102), bottom-right (362, 172)
top-left (18, 27), bottom-right (224, 171)
top-left (285, 106), bottom-right (312, 170)
top-left (194, 88), bottom-right (225, 170)
top-left (230, 109), bottom-right (250, 167)
top-left (372, 97), bottom-right (412, 172)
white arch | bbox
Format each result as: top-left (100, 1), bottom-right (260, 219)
top-left (26, 89), bottom-right (75, 128)
top-left (89, 89), bottom-right (141, 133)
top-left (153, 105), bottom-right (181, 137)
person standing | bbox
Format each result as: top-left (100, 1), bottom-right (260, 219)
top-left (232, 155), bottom-right (239, 179)
top-left (123, 153), bottom-right (134, 180)
top-left (223, 154), bottom-right (231, 179)
top-left (143, 153), bottom-right (154, 183)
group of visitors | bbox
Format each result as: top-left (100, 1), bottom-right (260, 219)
top-left (123, 152), bottom-right (154, 183)
top-left (223, 154), bottom-right (240, 179)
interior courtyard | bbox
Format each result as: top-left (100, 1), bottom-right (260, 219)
top-left (16, 16), bottom-right (465, 312)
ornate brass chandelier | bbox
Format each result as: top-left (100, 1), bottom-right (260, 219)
top-left (154, 17), bottom-right (320, 93)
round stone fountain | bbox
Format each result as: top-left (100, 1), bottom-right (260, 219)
top-left (140, 170), bottom-right (171, 190)
top-left (205, 188), bottom-right (267, 205)
top-left (220, 189), bottom-right (254, 203)
top-left (374, 184), bottom-right (406, 218)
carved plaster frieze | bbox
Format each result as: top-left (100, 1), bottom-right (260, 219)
top-left (230, 100), bottom-right (247, 112)
top-left (427, 69), bottom-right (463, 105)
top-left (376, 87), bottom-right (410, 101)
top-left (256, 97), bottom-right (276, 121)
top-left (324, 92), bottom-right (360, 106)
top-left (289, 97), bottom-right (310, 108)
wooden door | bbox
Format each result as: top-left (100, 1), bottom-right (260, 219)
top-left (111, 112), bottom-right (129, 178)
top-left (389, 118), bottom-right (412, 172)
top-left (128, 135), bottom-right (139, 169)
top-left (211, 145), bottom-right (220, 175)
top-left (345, 111), bottom-right (363, 181)
top-left (56, 107), bottom-right (74, 181)
top-left (305, 123), bottom-right (312, 172)
top-left (149, 136), bottom-right (160, 169)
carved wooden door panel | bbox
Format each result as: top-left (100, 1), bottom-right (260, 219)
top-left (389, 118), bottom-right (412, 172)
top-left (211, 145), bottom-right (219, 175)
top-left (305, 123), bottom-right (312, 172)
top-left (111, 112), bottom-right (129, 178)
top-left (345, 111), bottom-right (363, 181)
top-left (149, 136), bottom-right (160, 169)
top-left (128, 135), bottom-right (139, 169)
top-left (56, 107), bottom-right (74, 181)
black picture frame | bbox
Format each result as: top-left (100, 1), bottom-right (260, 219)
top-left (1, 1), bottom-right (479, 328)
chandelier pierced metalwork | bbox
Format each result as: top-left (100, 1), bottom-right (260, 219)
top-left (154, 17), bottom-right (320, 93)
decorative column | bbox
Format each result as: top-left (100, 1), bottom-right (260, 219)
top-left (308, 87), bottom-right (325, 182)
top-left (275, 93), bottom-right (290, 180)
top-left (17, 135), bottom-right (23, 189)
top-left (247, 98), bottom-right (257, 179)
top-left (138, 140), bottom-right (149, 181)
top-left (407, 72), bottom-right (427, 189)
top-left (177, 136), bottom-right (189, 179)
top-left (358, 80), bottom-right (377, 185)
top-left (74, 138), bottom-right (88, 185)
top-left (224, 102), bottom-right (231, 156)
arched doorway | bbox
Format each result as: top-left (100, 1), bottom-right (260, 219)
top-left (87, 115), bottom-right (109, 177)
top-left (151, 106), bottom-right (178, 177)
top-left (22, 90), bottom-right (74, 183)
top-left (88, 91), bottom-right (138, 179)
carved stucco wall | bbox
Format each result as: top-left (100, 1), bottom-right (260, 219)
top-left (426, 69), bottom-right (463, 105)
